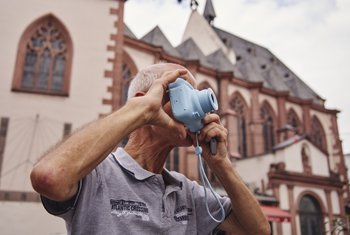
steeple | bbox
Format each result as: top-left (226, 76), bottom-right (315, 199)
top-left (203, 0), bottom-right (216, 25)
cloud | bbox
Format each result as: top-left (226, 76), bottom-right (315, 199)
top-left (124, 0), bottom-right (350, 153)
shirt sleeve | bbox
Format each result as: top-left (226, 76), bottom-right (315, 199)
top-left (41, 180), bottom-right (82, 220)
top-left (40, 166), bottom-right (100, 221)
top-left (190, 180), bottom-right (232, 234)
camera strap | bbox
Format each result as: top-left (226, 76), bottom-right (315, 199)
top-left (194, 132), bottom-right (225, 223)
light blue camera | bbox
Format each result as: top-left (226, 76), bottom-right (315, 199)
top-left (168, 78), bottom-right (218, 132)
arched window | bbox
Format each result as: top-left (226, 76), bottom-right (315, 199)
top-left (120, 52), bottom-right (138, 105)
top-left (230, 94), bottom-right (248, 158)
top-left (260, 102), bottom-right (275, 153)
top-left (310, 116), bottom-right (327, 152)
top-left (121, 63), bottom-right (132, 105)
top-left (287, 108), bottom-right (301, 134)
top-left (12, 14), bottom-right (73, 96)
top-left (299, 195), bottom-right (324, 235)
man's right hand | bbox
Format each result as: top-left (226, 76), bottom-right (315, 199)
top-left (135, 69), bottom-right (189, 139)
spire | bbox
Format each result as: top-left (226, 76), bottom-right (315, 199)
top-left (203, 0), bottom-right (216, 25)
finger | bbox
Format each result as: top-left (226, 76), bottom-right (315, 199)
top-left (200, 124), bottom-right (227, 142)
top-left (202, 113), bottom-right (221, 125)
top-left (160, 69), bottom-right (188, 86)
top-left (147, 69), bottom-right (188, 97)
top-left (177, 72), bottom-right (196, 88)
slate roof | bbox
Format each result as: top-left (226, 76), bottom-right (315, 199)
top-left (176, 38), bottom-right (206, 61)
top-left (176, 38), bottom-right (243, 76)
top-left (140, 26), bottom-right (180, 57)
top-left (124, 17), bottom-right (323, 105)
top-left (213, 27), bottom-right (323, 104)
top-left (205, 49), bottom-right (235, 72)
top-left (124, 23), bottom-right (136, 39)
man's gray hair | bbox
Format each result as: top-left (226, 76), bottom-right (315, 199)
top-left (127, 66), bottom-right (163, 100)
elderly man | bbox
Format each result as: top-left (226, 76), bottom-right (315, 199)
top-left (31, 63), bottom-right (270, 235)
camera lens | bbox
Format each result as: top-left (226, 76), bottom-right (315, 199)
top-left (197, 88), bottom-right (218, 113)
top-left (210, 93), bottom-right (215, 102)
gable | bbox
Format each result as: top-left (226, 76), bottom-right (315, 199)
top-left (274, 139), bottom-right (329, 177)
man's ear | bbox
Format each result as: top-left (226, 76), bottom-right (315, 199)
top-left (135, 91), bottom-right (145, 97)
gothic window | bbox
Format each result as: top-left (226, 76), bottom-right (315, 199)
top-left (260, 102), bottom-right (275, 153)
top-left (121, 63), bottom-right (133, 105)
top-left (299, 195), bottom-right (324, 235)
top-left (230, 95), bottom-right (248, 158)
top-left (310, 116), bottom-right (327, 152)
top-left (120, 52), bottom-right (138, 105)
top-left (287, 109), bottom-right (301, 134)
top-left (12, 15), bottom-right (72, 96)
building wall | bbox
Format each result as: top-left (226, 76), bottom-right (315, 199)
top-left (0, 0), bottom-right (123, 234)
top-left (124, 46), bottom-right (153, 72)
top-left (0, 201), bottom-right (66, 235)
top-left (0, 0), bottom-right (117, 191)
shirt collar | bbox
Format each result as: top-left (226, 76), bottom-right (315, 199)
top-left (112, 148), bottom-right (182, 188)
top-left (112, 148), bottom-right (155, 180)
top-left (162, 169), bottom-right (183, 188)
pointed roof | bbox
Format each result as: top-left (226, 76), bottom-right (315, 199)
top-left (124, 23), bottom-right (136, 39)
top-left (141, 26), bottom-right (180, 57)
top-left (204, 0), bottom-right (216, 24)
top-left (205, 49), bottom-right (234, 72)
top-left (176, 38), bottom-right (206, 61)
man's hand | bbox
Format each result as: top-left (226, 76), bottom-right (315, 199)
top-left (137, 69), bottom-right (189, 139)
top-left (189, 113), bottom-right (270, 234)
top-left (191, 113), bottom-right (229, 165)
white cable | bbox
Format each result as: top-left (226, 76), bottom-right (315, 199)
top-left (195, 132), bottom-right (225, 223)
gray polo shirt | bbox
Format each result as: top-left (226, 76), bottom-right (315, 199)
top-left (42, 148), bottom-right (231, 235)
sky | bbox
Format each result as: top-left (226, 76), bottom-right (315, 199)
top-left (124, 0), bottom-right (350, 154)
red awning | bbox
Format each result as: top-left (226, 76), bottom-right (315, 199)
top-left (260, 205), bottom-right (291, 223)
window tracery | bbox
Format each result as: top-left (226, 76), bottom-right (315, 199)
top-left (13, 15), bottom-right (72, 95)
top-left (260, 102), bottom-right (275, 153)
top-left (230, 95), bottom-right (248, 158)
top-left (310, 116), bottom-right (327, 152)
top-left (287, 109), bottom-right (301, 134)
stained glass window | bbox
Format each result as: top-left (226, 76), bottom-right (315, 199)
top-left (310, 116), bottom-right (327, 152)
top-left (287, 109), bottom-right (301, 134)
top-left (121, 63), bottom-right (133, 105)
top-left (13, 15), bottom-right (72, 95)
top-left (260, 103), bottom-right (275, 153)
top-left (299, 195), bottom-right (324, 235)
top-left (230, 95), bottom-right (248, 158)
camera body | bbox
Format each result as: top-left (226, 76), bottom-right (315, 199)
top-left (168, 78), bottom-right (218, 132)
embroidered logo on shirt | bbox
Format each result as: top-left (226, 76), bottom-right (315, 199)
top-left (174, 205), bottom-right (193, 224)
top-left (110, 199), bottom-right (150, 221)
